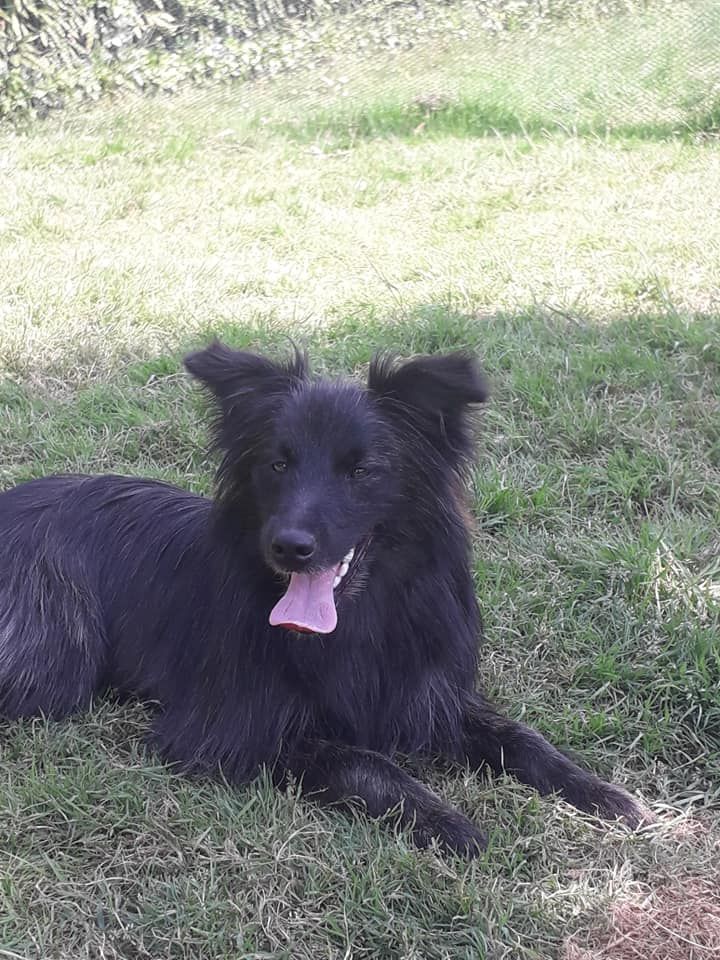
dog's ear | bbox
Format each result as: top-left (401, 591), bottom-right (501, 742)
top-left (368, 351), bottom-right (488, 459)
top-left (184, 341), bottom-right (307, 448)
top-left (368, 352), bottom-right (488, 411)
top-left (184, 341), bottom-right (306, 408)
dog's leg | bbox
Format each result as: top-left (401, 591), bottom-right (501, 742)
top-left (286, 741), bottom-right (487, 857)
top-left (461, 694), bottom-right (651, 828)
top-left (0, 559), bottom-right (107, 720)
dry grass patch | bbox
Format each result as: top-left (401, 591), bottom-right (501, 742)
top-left (565, 875), bottom-right (720, 960)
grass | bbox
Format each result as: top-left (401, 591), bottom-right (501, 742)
top-left (1, 1), bottom-right (719, 957)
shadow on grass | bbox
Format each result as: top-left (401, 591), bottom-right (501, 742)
top-left (1, 305), bottom-right (717, 399)
top-left (180, 303), bottom-right (720, 377)
top-left (2, 302), bottom-right (719, 781)
top-left (276, 97), bottom-right (720, 147)
top-left (2, 304), bottom-right (718, 478)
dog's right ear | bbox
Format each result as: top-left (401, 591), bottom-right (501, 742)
top-left (184, 341), bottom-right (307, 447)
top-left (184, 341), bottom-right (306, 409)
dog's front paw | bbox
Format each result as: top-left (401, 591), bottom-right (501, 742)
top-left (413, 809), bottom-right (488, 858)
top-left (592, 780), bottom-right (655, 830)
top-left (563, 771), bottom-right (654, 831)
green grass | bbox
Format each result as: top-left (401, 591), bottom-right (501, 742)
top-left (1, 2), bottom-right (720, 958)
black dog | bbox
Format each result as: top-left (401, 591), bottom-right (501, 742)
top-left (0, 344), bottom-right (649, 854)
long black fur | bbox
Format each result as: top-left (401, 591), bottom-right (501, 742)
top-left (0, 345), bottom-right (649, 855)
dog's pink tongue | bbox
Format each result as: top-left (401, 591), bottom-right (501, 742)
top-left (269, 569), bottom-right (338, 634)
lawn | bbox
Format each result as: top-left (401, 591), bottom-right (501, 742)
top-left (1, 1), bottom-right (719, 957)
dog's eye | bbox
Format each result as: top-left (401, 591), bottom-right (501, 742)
top-left (350, 466), bottom-right (367, 479)
top-left (272, 461), bottom-right (288, 473)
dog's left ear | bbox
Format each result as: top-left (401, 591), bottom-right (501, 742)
top-left (368, 351), bottom-right (489, 456)
top-left (368, 351), bottom-right (488, 410)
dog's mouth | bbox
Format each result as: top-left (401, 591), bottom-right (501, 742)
top-left (268, 545), bottom-right (360, 635)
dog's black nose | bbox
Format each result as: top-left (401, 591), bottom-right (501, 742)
top-left (271, 530), bottom-right (316, 563)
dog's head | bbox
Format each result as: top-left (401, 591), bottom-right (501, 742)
top-left (185, 342), bottom-right (488, 635)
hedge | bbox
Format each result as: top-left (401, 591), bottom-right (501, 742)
top-left (0, 1), bottom-right (661, 122)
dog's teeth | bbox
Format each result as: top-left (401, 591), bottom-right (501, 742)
top-left (333, 576), bottom-right (341, 588)
top-left (343, 548), bottom-right (355, 563)
top-left (339, 562), bottom-right (349, 578)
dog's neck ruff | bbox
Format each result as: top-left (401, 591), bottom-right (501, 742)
top-left (268, 548), bottom-right (355, 634)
